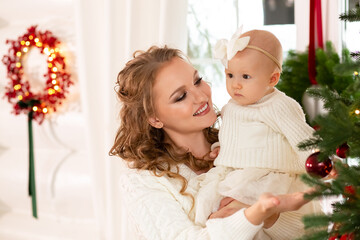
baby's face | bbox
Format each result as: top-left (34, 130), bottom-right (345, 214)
top-left (225, 49), bottom-right (276, 106)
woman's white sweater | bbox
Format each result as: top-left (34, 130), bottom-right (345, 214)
top-left (215, 88), bottom-right (314, 173)
top-left (119, 164), bottom-right (304, 240)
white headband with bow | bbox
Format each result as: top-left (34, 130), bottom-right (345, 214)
top-left (213, 26), bottom-right (282, 71)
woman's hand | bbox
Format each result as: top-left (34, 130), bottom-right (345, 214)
top-left (208, 197), bottom-right (246, 219)
top-left (208, 189), bottom-right (314, 227)
top-left (208, 196), bottom-right (281, 228)
top-left (245, 190), bottom-right (313, 226)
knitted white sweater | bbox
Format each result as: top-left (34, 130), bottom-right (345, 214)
top-left (119, 164), bottom-right (303, 239)
top-left (215, 88), bottom-right (314, 173)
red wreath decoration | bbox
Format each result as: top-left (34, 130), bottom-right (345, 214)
top-left (2, 25), bottom-right (73, 218)
top-left (2, 25), bottom-right (73, 123)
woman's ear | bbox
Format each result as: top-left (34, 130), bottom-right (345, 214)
top-left (148, 116), bottom-right (164, 129)
top-left (269, 72), bottom-right (280, 87)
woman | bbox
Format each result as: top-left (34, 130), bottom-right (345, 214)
top-left (110, 46), bottom-right (311, 239)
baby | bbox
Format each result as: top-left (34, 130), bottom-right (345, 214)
top-left (192, 27), bottom-right (320, 239)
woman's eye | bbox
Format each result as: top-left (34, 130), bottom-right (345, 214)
top-left (227, 73), bottom-right (233, 78)
top-left (243, 74), bottom-right (251, 79)
top-left (195, 77), bottom-right (203, 85)
top-left (176, 92), bottom-right (187, 102)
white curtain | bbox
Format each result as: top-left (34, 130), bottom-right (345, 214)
top-left (294, 0), bottom-right (342, 122)
top-left (295, 0), bottom-right (341, 52)
top-left (75, 0), bottom-right (188, 239)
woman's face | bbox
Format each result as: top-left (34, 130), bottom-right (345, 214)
top-left (151, 57), bottom-right (217, 136)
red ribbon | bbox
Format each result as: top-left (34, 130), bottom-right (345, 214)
top-left (308, 0), bottom-right (324, 85)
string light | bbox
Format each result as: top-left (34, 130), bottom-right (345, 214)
top-left (14, 84), bottom-right (21, 90)
top-left (355, 109), bottom-right (360, 115)
top-left (32, 106), bottom-right (38, 111)
top-left (51, 80), bottom-right (57, 85)
top-left (44, 48), bottom-right (50, 55)
top-left (23, 47), bottom-right (28, 53)
top-left (54, 85), bottom-right (60, 91)
top-left (29, 35), bottom-right (33, 40)
top-left (34, 38), bottom-right (39, 43)
top-left (16, 62), bottom-right (21, 68)
top-left (18, 95), bottom-right (23, 100)
top-left (354, 71), bottom-right (359, 76)
top-left (51, 73), bottom-right (56, 79)
top-left (42, 108), bottom-right (48, 113)
top-left (16, 52), bottom-right (22, 57)
top-left (312, 148), bottom-right (320, 153)
top-left (25, 41), bottom-right (30, 46)
top-left (20, 41), bottom-right (25, 45)
top-left (52, 67), bottom-right (58, 72)
top-left (48, 88), bottom-right (55, 95)
top-left (48, 63), bottom-right (53, 68)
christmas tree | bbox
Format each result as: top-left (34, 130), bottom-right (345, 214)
top-left (277, 42), bottom-right (353, 112)
top-left (298, 4), bottom-right (360, 240)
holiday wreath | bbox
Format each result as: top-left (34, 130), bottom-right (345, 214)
top-left (2, 25), bottom-right (73, 218)
top-left (2, 25), bottom-right (73, 123)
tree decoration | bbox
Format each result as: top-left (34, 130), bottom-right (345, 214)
top-left (305, 151), bottom-right (333, 178)
top-left (2, 25), bottom-right (73, 218)
top-left (336, 143), bottom-right (350, 158)
top-left (328, 232), bottom-right (355, 240)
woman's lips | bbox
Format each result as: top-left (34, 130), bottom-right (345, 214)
top-left (193, 103), bottom-right (210, 116)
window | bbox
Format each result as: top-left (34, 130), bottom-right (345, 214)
top-left (187, 0), bottom-right (296, 109)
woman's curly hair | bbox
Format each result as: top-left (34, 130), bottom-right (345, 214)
top-left (109, 45), bottom-right (219, 201)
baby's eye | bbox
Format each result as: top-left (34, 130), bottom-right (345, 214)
top-left (227, 73), bottom-right (233, 78)
top-left (242, 74), bottom-right (251, 79)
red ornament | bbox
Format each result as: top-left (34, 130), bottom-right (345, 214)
top-left (344, 185), bottom-right (356, 195)
top-left (340, 233), bottom-right (355, 240)
top-left (336, 143), bottom-right (349, 158)
top-left (343, 185), bottom-right (357, 202)
top-left (305, 152), bottom-right (333, 178)
top-left (329, 235), bottom-right (338, 240)
top-left (329, 233), bottom-right (355, 240)
top-left (312, 125), bottom-right (320, 131)
top-left (2, 25), bottom-right (73, 124)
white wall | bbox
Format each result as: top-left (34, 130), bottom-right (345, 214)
top-left (0, 0), bottom-right (100, 239)
top-left (0, 0), bottom-right (188, 239)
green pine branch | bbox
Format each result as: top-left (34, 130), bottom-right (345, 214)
top-left (299, 7), bottom-right (360, 239)
top-left (277, 42), bottom-right (355, 124)
top-left (339, 5), bottom-right (360, 22)
top-left (299, 162), bottom-right (360, 239)
top-left (298, 81), bottom-right (360, 159)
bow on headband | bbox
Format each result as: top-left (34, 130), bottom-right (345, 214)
top-left (213, 26), bottom-right (249, 68)
top-left (213, 26), bottom-right (282, 71)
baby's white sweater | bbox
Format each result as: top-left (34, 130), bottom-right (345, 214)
top-left (215, 88), bottom-right (314, 173)
top-left (119, 164), bottom-right (305, 239)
